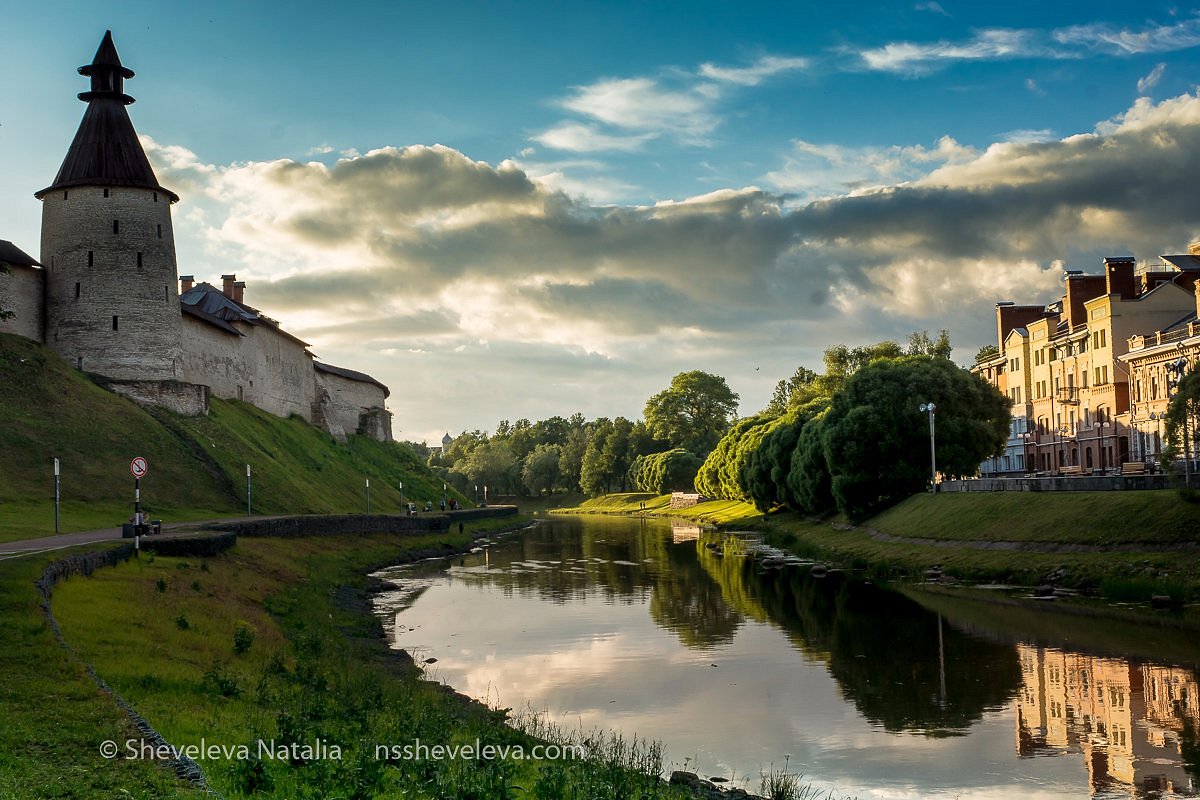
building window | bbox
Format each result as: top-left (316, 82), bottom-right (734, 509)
top-left (87, 250), bottom-right (93, 267)
top-left (157, 224), bottom-right (162, 239)
top-left (63, 191), bottom-right (68, 200)
top-left (153, 192), bottom-right (158, 202)
top-left (113, 219), bottom-right (119, 234)
top-left (164, 284), bottom-right (168, 302)
top-left (137, 252), bottom-right (143, 270)
top-left (112, 315), bottom-right (119, 331)
top-left (103, 188), bottom-right (109, 198)
top-left (74, 282), bottom-right (80, 299)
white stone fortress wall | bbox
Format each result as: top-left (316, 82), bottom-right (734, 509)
top-left (179, 315), bottom-right (317, 421)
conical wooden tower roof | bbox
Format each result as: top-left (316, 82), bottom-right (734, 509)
top-left (36, 31), bottom-right (178, 201)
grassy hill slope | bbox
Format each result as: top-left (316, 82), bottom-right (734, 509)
top-left (0, 333), bottom-right (459, 541)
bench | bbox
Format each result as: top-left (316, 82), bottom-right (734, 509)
top-left (1059, 465), bottom-right (1084, 476)
top-left (1120, 462), bottom-right (1147, 475)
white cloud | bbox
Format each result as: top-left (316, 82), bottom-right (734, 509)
top-left (532, 122), bottom-right (658, 153)
top-left (764, 136), bottom-right (977, 200)
top-left (914, 1), bottom-right (949, 16)
top-left (858, 29), bottom-right (1043, 75)
top-left (559, 77), bottom-right (720, 142)
top-left (1054, 15), bottom-right (1200, 54)
top-left (697, 55), bottom-right (809, 86)
top-left (856, 14), bottom-right (1200, 76)
top-left (996, 128), bottom-right (1054, 143)
top-left (1137, 62), bottom-right (1167, 94)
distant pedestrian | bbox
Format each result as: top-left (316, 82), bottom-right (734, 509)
top-left (458, 522), bottom-right (464, 534)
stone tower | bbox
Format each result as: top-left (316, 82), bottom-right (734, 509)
top-left (35, 31), bottom-right (183, 380)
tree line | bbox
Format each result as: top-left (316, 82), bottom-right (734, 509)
top-left (407, 330), bottom-right (1012, 520)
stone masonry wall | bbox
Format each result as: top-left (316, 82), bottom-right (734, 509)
top-left (41, 185), bottom-right (183, 380)
top-left (105, 379), bottom-right (209, 417)
top-left (180, 315), bottom-right (316, 420)
top-left (314, 369), bottom-right (392, 442)
top-left (0, 264), bottom-right (44, 341)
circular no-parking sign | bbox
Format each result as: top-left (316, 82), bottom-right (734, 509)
top-left (130, 457), bottom-right (149, 479)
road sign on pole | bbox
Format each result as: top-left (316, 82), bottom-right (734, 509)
top-left (130, 457), bottom-right (149, 479)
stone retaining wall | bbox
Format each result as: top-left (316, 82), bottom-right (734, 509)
top-left (209, 507), bottom-right (517, 538)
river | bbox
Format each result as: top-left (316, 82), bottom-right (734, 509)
top-left (371, 515), bottom-right (1200, 798)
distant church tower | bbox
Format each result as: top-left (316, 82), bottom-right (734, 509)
top-left (35, 31), bottom-right (183, 380)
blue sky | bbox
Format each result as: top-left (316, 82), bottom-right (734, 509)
top-left (4, 1), bottom-right (1200, 444)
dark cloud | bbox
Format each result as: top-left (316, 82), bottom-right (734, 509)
top-left (156, 92), bottom-right (1200, 436)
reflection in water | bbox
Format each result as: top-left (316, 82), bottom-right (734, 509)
top-left (692, 537), bottom-right (1024, 736)
top-left (1018, 647), bottom-right (1199, 797)
top-left (372, 516), bottom-right (1200, 798)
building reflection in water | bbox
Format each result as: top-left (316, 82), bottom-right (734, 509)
top-left (669, 523), bottom-right (702, 544)
top-left (1017, 645), bottom-right (1199, 797)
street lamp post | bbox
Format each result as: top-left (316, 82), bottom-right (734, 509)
top-left (919, 402), bottom-right (937, 495)
top-left (399, 480), bottom-right (404, 510)
top-left (365, 478), bottom-right (371, 515)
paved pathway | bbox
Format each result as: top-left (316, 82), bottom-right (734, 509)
top-left (0, 517), bottom-right (267, 560)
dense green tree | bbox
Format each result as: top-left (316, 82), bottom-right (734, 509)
top-left (906, 329), bottom-right (953, 359)
top-left (694, 415), bottom-right (770, 499)
top-left (764, 366), bottom-right (819, 415)
top-left (558, 425), bottom-right (589, 493)
top-left (821, 355), bottom-right (1010, 520)
top-left (787, 415), bottom-right (835, 515)
top-left (579, 418), bottom-right (615, 496)
top-left (742, 404), bottom-right (822, 511)
top-left (629, 448), bottom-right (703, 494)
top-left (451, 439), bottom-right (518, 496)
top-left (521, 443), bottom-right (561, 495)
top-left (644, 370), bottom-right (739, 457)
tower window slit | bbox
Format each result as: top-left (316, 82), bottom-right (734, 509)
top-left (87, 250), bottom-right (93, 267)
top-left (112, 316), bottom-right (119, 331)
top-left (103, 188), bottom-right (109, 198)
top-left (157, 224), bottom-right (162, 239)
top-left (75, 282), bottom-right (80, 299)
top-left (112, 219), bottom-right (119, 234)
top-left (137, 252), bottom-right (143, 269)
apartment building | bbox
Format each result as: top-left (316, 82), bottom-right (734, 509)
top-left (975, 256), bottom-right (1199, 476)
top-left (1119, 244), bottom-right (1200, 466)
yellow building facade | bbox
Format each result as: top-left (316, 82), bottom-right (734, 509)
top-left (975, 255), bottom-right (1200, 476)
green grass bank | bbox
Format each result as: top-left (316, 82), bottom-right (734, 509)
top-left (5, 516), bottom-right (710, 799)
top-left (0, 333), bottom-right (462, 543)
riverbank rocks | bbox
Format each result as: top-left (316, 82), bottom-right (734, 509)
top-left (669, 770), bottom-right (760, 799)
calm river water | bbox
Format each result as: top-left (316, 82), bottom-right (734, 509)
top-left (372, 515), bottom-right (1200, 799)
